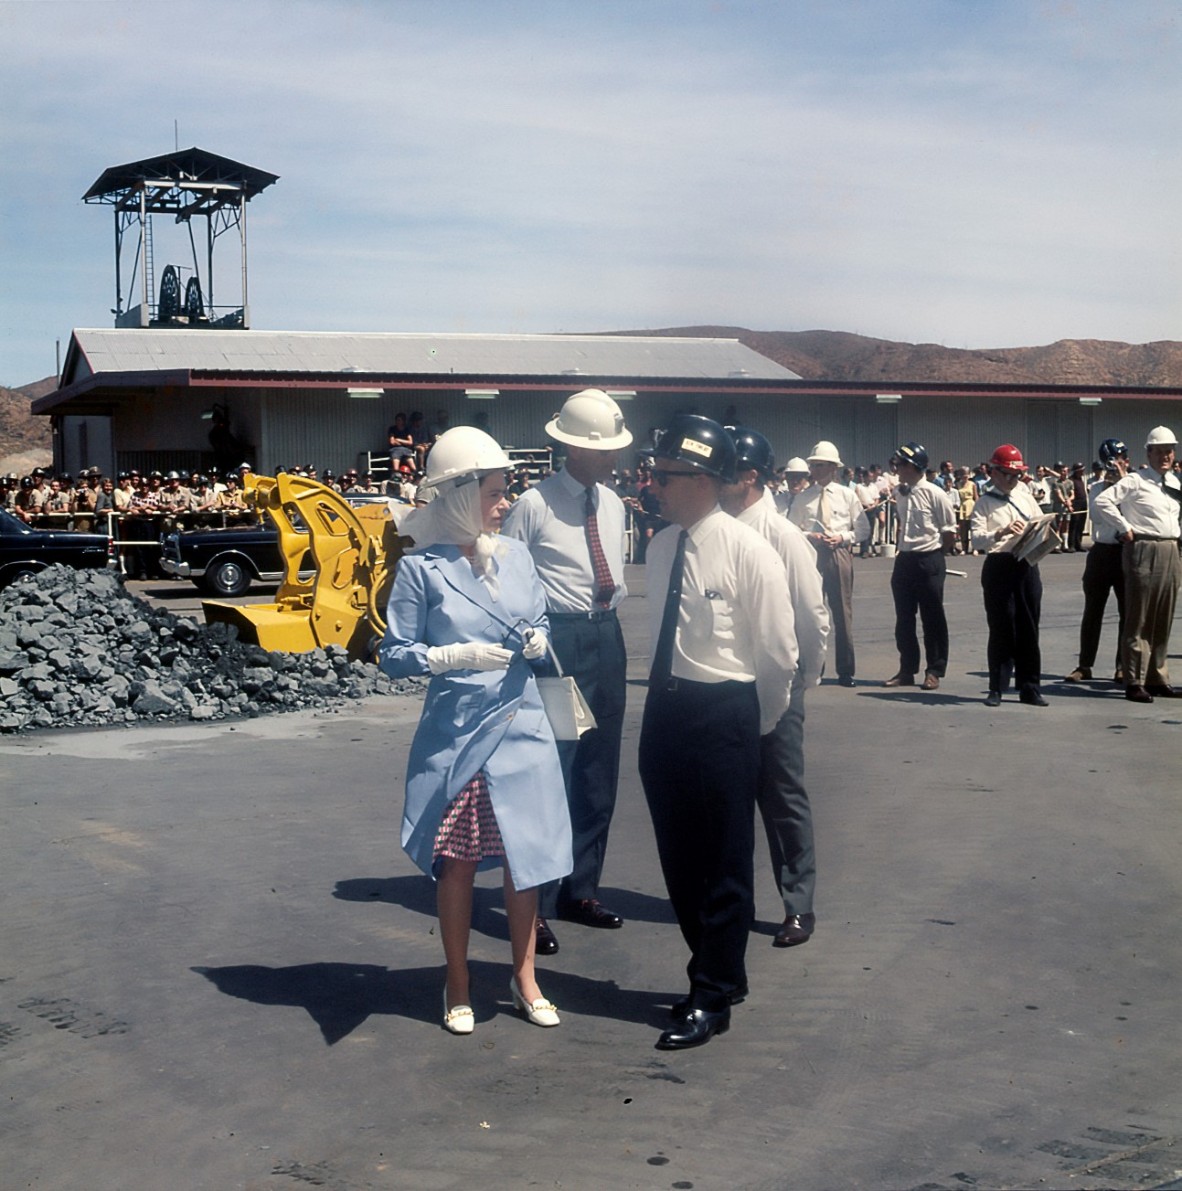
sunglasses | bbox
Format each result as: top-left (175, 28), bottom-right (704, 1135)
top-left (653, 470), bottom-right (701, 487)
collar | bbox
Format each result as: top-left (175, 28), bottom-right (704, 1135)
top-left (685, 504), bottom-right (727, 547)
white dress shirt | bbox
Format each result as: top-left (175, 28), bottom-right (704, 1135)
top-left (1086, 479), bottom-right (1122, 545)
top-left (895, 478), bottom-right (956, 553)
top-left (969, 483), bottom-right (1043, 554)
top-left (647, 506), bottom-right (797, 734)
top-left (1092, 467), bottom-right (1182, 541)
top-left (501, 467), bottom-right (628, 612)
top-left (736, 489), bottom-right (829, 691)
top-left (788, 481), bottom-right (870, 546)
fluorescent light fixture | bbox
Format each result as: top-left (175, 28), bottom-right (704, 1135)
top-left (465, 388), bottom-right (500, 400)
top-left (876, 393), bottom-right (903, 404)
top-left (1079, 397), bottom-right (1102, 406)
top-left (346, 387), bottom-right (384, 399)
top-left (728, 369), bottom-right (751, 378)
top-left (562, 368), bottom-right (585, 376)
top-left (604, 389), bottom-right (636, 401)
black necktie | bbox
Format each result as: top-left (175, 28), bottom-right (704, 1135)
top-left (649, 529), bottom-right (688, 687)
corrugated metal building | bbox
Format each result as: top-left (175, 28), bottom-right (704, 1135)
top-left (33, 328), bottom-right (1182, 476)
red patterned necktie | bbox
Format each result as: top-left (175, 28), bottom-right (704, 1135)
top-left (584, 487), bottom-right (617, 608)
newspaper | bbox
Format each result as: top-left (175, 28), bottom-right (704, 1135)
top-left (992, 512), bottom-right (1061, 564)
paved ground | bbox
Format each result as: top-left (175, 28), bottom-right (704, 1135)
top-left (2, 552), bottom-right (1181, 1191)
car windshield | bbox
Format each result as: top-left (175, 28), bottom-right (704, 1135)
top-left (0, 508), bottom-right (33, 536)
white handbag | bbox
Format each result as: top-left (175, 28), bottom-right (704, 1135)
top-left (535, 636), bottom-right (597, 740)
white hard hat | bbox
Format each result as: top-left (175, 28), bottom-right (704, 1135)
top-left (545, 389), bottom-right (633, 450)
top-left (783, 456), bottom-right (810, 476)
top-left (419, 426), bottom-right (511, 492)
top-left (807, 440), bottom-right (843, 466)
top-left (1145, 425), bottom-right (1178, 448)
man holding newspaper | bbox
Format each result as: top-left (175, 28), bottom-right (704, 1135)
top-left (970, 444), bottom-right (1056, 708)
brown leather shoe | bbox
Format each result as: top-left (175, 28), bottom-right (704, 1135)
top-left (557, 898), bottom-right (624, 929)
top-left (1146, 684), bottom-right (1182, 698)
top-left (1125, 686), bottom-right (1154, 704)
top-left (920, 673), bottom-right (940, 691)
top-left (774, 912), bottom-right (816, 948)
top-left (883, 673), bottom-right (915, 687)
top-left (1064, 667), bottom-right (1091, 683)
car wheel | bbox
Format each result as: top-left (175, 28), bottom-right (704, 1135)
top-left (203, 557), bottom-right (252, 598)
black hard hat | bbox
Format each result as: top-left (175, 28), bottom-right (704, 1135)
top-left (894, 441), bottom-right (929, 472)
top-left (653, 414), bottom-right (737, 482)
top-left (1098, 437), bottom-right (1128, 464)
top-left (725, 425), bottom-right (776, 479)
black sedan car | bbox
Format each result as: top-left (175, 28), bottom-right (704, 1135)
top-left (0, 508), bottom-right (117, 588)
top-left (160, 520), bottom-right (310, 597)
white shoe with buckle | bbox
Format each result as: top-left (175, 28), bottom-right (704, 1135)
top-left (510, 977), bottom-right (560, 1027)
top-left (443, 992), bottom-right (474, 1035)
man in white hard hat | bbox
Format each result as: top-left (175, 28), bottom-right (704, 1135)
top-left (787, 441), bottom-right (870, 686)
top-left (1092, 426), bottom-right (1182, 703)
top-left (502, 389), bottom-right (633, 955)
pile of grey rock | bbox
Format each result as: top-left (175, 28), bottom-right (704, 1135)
top-left (0, 565), bottom-right (421, 734)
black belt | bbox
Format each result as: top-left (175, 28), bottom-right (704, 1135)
top-left (1130, 535), bottom-right (1179, 543)
top-left (549, 608), bottom-right (617, 622)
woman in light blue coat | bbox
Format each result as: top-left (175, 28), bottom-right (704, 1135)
top-left (378, 427), bottom-right (572, 1035)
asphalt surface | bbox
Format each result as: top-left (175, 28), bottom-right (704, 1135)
top-left (2, 552), bottom-right (1181, 1191)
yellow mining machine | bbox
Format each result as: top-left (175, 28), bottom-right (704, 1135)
top-left (200, 474), bottom-right (405, 659)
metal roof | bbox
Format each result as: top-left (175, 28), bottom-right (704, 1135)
top-left (62, 328), bottom-right (800, 384)
top-left (82, 147), bottom-right (279, 205)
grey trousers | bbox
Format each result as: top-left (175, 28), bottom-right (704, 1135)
top-left (756, 687), bottom-right (815, 918)
top-left (1121, 539), bottom-right (1182, 686)
top-left (816, 544), bottom-right (855, 680)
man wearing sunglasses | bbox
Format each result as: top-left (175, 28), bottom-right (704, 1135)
top-left (640, 414), bottom-right (797, 1050)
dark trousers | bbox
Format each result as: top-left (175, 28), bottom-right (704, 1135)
top-left (639, 679), bottom-right (759, 1008)
top-left (981, 553), bottom-right (1042, 691)
top-left (1068, 510), bottom-right (1087, 552)
top-left (757, 687), bottom-right (815, 918)
top-left (815, 544), bottom-right (855, 679)
top-left (890, 550), bottom-right (948, 677)
top-left (1078, 542), bottom-right (1125, 672)
top-left (538, 612), bottom-right (626, 917)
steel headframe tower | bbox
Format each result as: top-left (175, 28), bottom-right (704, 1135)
top-left (83, 147), bottom-right (279, 330)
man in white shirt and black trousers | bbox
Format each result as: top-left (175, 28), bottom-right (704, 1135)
top-left (640, 415), bottom-right (798, 1050)
top-left (501, 390), bottom-right (633, 955)
top-left (884, 441), bottom-right (956, 691)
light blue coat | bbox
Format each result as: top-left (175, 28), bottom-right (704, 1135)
top-left (377, 538), bottom-right (573, 891)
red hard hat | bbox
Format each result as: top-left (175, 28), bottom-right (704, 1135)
top-left (988, 444), bottom-right (1026, 473)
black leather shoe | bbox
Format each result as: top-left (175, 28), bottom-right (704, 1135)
top-left (1147, 684), bottom-right (1182, 698)
top-left (1019, 685), bottom-right (1048, 707)
top-left (534, 917), bottom-right (559, 955)
top-left (557, 898), bottom-right (624, 929)
top-left (774, 912), bottom-right (816, 947)
top-left (656, 1007), bottom-right (730, 1050)
top-left (984, 690), bottom-right (1002, 707)
top-left (670, 985), bottom-right (748, 1018)
top-left (837, 675), bottom-right (856, 688)
top-left (1125, 686), bottom-right (1154, 704)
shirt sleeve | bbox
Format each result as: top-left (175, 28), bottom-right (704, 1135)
top-left (378, 556), bottom-right (432, 678)
top-left (740, 537), bottom-right (798, 735)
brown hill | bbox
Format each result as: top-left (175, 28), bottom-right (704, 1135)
top-left (0, 377), bottom-right (54, 467)
top-left (614, 328), bottom-right (1182, 386)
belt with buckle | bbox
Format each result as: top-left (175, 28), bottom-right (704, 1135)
top-left (549, 608), bottom-right (617, 622)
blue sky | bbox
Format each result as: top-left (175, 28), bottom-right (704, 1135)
top-left (2, 0), bottom-right (1179, 386)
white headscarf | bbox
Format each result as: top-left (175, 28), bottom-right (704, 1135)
top-left (399, 471), bottom-right (504, 596)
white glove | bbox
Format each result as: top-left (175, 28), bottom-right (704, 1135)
top-left (521, 627), bottom-right (548, 661)
top-left (426, 643), bottom-right (513, 674)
